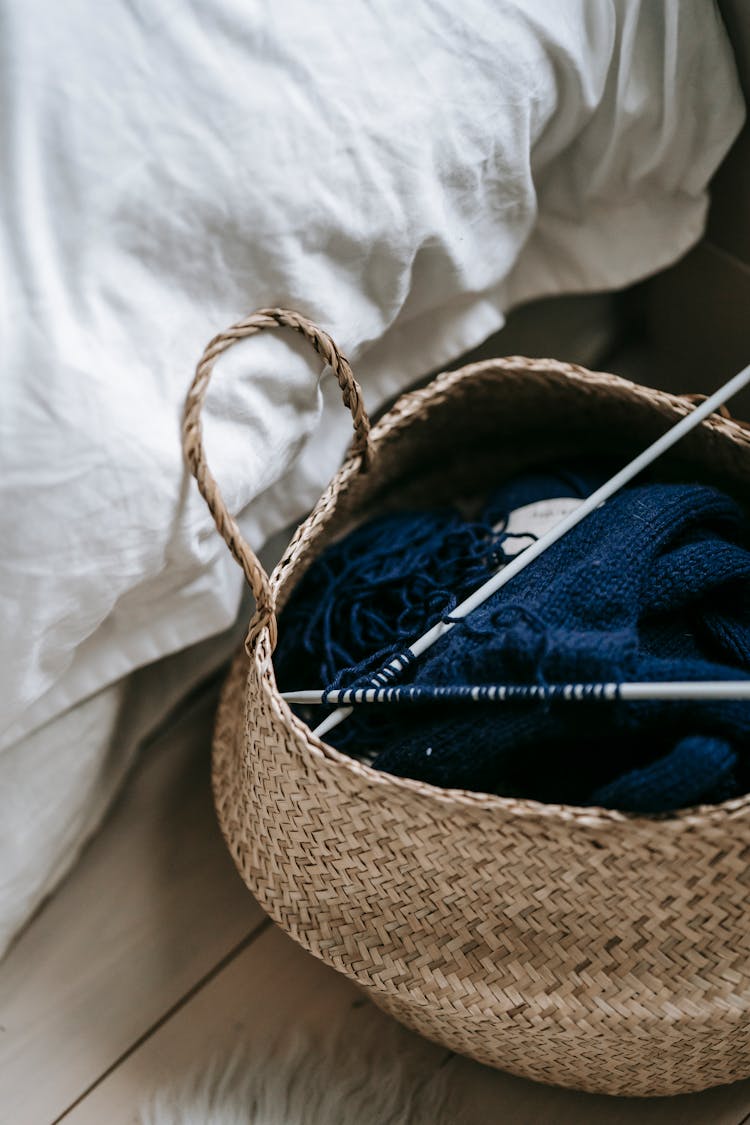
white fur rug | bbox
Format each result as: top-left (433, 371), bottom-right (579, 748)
top-left (140, 1012), bottom-right (468, 1125)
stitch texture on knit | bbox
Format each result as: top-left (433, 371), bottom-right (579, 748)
top-left (274, 466), bottom-right (750, 812)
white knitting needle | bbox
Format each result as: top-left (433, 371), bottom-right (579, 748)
top-left (285, 681), bottom-right (750, 706)
top-left (310, 364), bottom-right (750, 740)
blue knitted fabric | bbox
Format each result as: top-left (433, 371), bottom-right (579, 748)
top-left (274, 507), bottom-right (510, 692)
top-left (275, 468), bottom-right (750, 812)
top-left (274, 463), bottom-right (607, 694)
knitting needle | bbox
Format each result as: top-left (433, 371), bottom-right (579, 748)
top-left (285, 681), bottom-right (750, 706)
top-left (310, 363), bottom-right (750, 740)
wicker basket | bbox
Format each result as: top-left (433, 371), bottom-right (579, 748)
top-left (183, 309), bottom-right (750, 1097)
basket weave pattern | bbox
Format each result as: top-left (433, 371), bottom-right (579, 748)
top-left (187, 311), bottom-right (750, 1097)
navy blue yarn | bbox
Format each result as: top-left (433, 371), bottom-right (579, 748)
top-left (274, 508), bottom-right (511, 692)
top-left (274, 463), bottom-right (605, 693)
top-left (371, 481), bottom-right (750, 811)
top-left (274, 465), bottom-right (750, 813)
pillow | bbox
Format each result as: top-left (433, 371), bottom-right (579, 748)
top-left (0, 0), bottom-right (743, 755)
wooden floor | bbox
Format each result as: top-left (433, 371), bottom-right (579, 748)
top-left (2, 681), bottom-right (750, 1124)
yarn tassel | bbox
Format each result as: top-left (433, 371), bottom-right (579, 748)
top-left (274, 507), bottom-right (513, 692)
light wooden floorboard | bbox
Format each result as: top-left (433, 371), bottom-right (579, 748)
top-left (61, 925), bottom-right (385, 1124)
top-left (0, 685), bottom-right (263, 1125)
top-left (62, 923), bottom-right (750, 1125)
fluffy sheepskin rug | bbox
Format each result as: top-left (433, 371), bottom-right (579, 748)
top-left (140, 1010), bottom-right (468, 1125)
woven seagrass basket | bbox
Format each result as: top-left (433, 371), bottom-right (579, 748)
top-left (183, 309), bottom-right (750, 1098)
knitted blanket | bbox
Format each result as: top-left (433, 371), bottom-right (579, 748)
top-left (276, 469), bottom-right (750, 812)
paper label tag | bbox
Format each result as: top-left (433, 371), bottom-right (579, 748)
top-left (501, 497), bottom-right (582, 557)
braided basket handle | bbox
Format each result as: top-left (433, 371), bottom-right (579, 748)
top-left (681, 392), bottom-right (733, 420)
top-left (183, 308), bottom-right (372, 651)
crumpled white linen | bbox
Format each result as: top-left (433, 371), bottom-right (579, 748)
top-left (0, 0), bottom-right (743, 757)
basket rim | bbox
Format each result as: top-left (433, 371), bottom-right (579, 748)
top-left (250, 356), bottom-right (750, 831)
